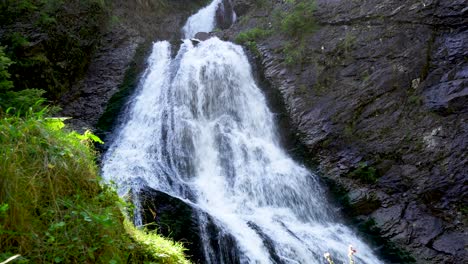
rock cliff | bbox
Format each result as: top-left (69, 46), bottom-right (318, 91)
top-left (217, 0), bottom-right (467, 263)
top-left (60, 0), bottom-right (209, 131)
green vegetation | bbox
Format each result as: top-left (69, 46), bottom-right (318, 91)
top-left (283, 41), bottom-right (306, 66)
top-left (0, 112), bottom-right (190, 263)
top-left (0, 32), bottom-right (190, 264)
top-left (235, 28), bottom-right (272, 44)
top-left (278, 0), bottom-right (318, 67)
top-left (280, 0), bottom-right (317, 37)
top-left (338, 33), bottom-right (357, 55)
top-left (0, 0), bottom-right (109, 100)
top-left (235, 0), bottom-right (317, 66)
top-left (348, 162), bottom-right (379, 184)
top-left (0, 47), bottom-right (46, 115)
top-left (235, 28), bottom-right (272, 57)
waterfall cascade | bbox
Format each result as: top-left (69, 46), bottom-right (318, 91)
top-left (102, 1), bottom-right (383, 263)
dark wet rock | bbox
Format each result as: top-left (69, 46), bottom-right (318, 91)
top-left (371, 204), bottom-right (404, 236)
top-left (348, 188), bottom-right (381, 215)
top-left (194, 32), bottom-right (211, 41)
top-left (232, 0), bottom-right (253, 17)
top-left (138, 186), bottom-right (205, 262)
top-left (59, 0), bottom-right (210, 131)
top-left (223, 0), bottom-right (468, 262)
top-left (432, 231), bottom-right (467, 256)
top-left (138, 186), bottom-right (242, 263)
top-left (216, 0), bottom-right (235, 30)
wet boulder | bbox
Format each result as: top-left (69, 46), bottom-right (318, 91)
top-left (138, 186), bottom-right (242, 263)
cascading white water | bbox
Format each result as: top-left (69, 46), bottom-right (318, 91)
top-left (102, 1), bottom-right (383, 263)
top-left (183, 0), bottom-right (223, 39)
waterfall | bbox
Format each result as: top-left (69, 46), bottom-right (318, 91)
top-left (102, 1), bottom-right (383, 263)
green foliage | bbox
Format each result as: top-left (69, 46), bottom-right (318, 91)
top-left (235, 28), bottom-right (271, 58)
top-left (408, 95), bottom-right (423, 106)
top-left (280, 0), bottom-right (317, 37)
top-left (273, 0), bottom-right (318, 66)
top-left (348, 162), bottom-right (379, 184)
top-left (235, 28), bottom-right (272, 44)
top-left (0, 48), bottom-right (47, 115)
top-left (253, 0), bottom-right (269, 8)
top-left (1, 89), bottom-right (47, 114)
top-left (337, 33), bottom-right (357, 54)
top-left (283, 41), bottom-right (306, 66)
top-left (0, 113), bottom-right (190, 263)
top-left (0, 0), bottom-right (109, 100)
top-left (0, 47), bottom-right (13, 92)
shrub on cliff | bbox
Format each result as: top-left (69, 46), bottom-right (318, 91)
top-left (280, 0), bottom-right (317, 37)
top-left (0, 47), bottom-right (46, 115)
top-left (0, 0), bottom-right (109, 100)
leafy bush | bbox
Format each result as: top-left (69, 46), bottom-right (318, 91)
top-left (1, 0), bottom-right (109, 100)
top-left (280, 0), bottom-right (317, 37)
top-left (0, 47), bottom-right (13, 91)
top-left (0, 47), bottom-right (46, 115)
top-left (348, 162), bottom-right (379, 184)
top-left (235, 28), bottom-right (272, 44)
top-left (283, 41), bottom-right (306, 66)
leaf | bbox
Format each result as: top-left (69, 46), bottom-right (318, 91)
top-left (84, 130), bottom-right (104, 144)
top-left (80, 212), bottom-right (92, 222)
top-left (0, 203), bottom-right (9, 213)
top-left (44, 117), bottom-right (70, 131)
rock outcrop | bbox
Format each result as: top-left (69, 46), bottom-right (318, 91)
top-left (138, 186), bottom-right (242, 263)
top-left (218, 0), bottom-right (467, 263)
top-left (60, 0), bottom-right (210, 131)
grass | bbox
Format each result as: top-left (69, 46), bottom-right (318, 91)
top-left (280, 0), bottom-right (318, 38)
top-left (278, 0), bottom-right (318, 66)
top-left (0, 111), bottom-right (190, 263)
top-left (235, 28), bottom-right (272, 58)
top-left (235, 28), bottom-right (272, 44)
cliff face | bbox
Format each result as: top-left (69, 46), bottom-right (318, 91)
top-left (60, 0), bottom-right (209, 131)
top-left (218, 0), bottom-right (467, 263)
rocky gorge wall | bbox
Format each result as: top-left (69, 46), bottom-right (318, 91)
top-left (216, 0), bottom-right (467, 263)
top-left (60, 0), bottom-right (209, 131)
top-left (57, 0), bottom-right (466, 263)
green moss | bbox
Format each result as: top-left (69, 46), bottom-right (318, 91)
top-left (283, 40), bottom-right (306, 66)
top-left (96, 42), bottom-right (151, 134)
top-left (280, 0), bottom-right (318, 38)
top-left (235, 28), bottom-right (272, 44)
top-left (348, 162), bottom-right (379, 184)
